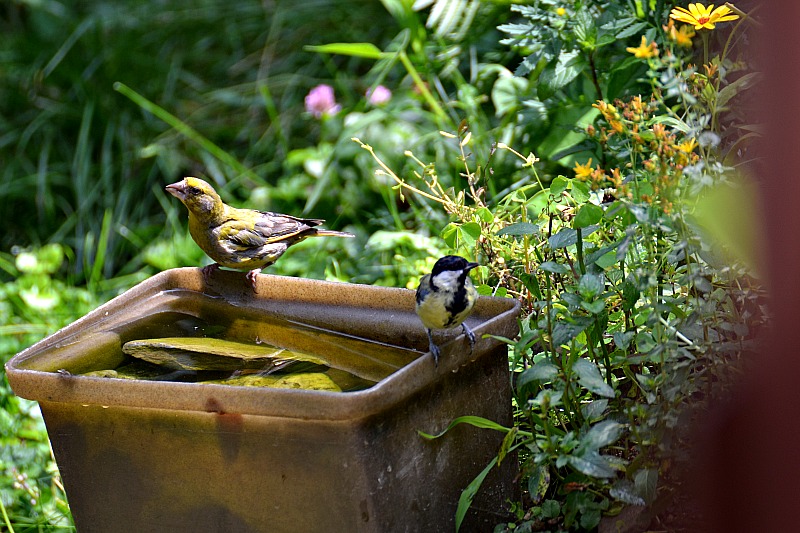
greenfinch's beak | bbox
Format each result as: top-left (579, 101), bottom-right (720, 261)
top-left (166, 180), bottom-right (187, 201)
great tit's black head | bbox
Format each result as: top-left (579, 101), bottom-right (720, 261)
top-left (431, 255), bottom-right (479, 277)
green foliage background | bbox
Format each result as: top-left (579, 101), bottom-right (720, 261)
top-left (1, 0), bottom-right (760, 530)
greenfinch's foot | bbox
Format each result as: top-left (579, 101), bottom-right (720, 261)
top-left (246, 269), bottom-right (262, 293)
top-left (425, 328), bottom-right (441, 367)
top-left (462, 323), bottom-right (476, 354)
top-left (201, 263), bottom-right (221, 283)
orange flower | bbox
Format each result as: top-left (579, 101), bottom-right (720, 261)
top-left (663, 19), bottom-right (695, 48)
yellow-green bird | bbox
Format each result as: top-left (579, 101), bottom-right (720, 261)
top-left (166, 177), bottom-right (354, 290)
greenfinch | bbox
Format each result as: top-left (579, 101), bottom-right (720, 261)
top-left (166, 177), bottom-right (354, 290)
top-left (415, 255), bottom-right (479, 366)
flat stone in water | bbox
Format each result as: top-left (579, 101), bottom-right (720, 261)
top-left (208, 372), bottom-right (342, 391)
top-left (122, 337), bottom-right (327, 371)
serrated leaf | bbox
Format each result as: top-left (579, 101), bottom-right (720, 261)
top-left (615, 21), bottom-right (648, 39)
top-left (497, 222), bottom-right (539, 236)
top-left (538, 50), bottom-right (585, 100)
top-left (574, 203), bottom-right (603, 229)
top-left (541, 499), bottom-right (561, 519)
top-left (305, 42), bottom-right (384, 59)
top-left (583, 420), bottom-right (624, 449)
top-left (573, 358), bottom-right (615, 398)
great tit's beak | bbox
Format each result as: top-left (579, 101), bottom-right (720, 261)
top-left (466, 262), bottom-right (479, 271)
top-left (165, 180), bottom-right (187, 201)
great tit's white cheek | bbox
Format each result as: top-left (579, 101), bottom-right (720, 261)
top-left (431, 270), bottom-right (463, 292)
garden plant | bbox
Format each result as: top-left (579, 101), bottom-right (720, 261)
top-left (1, 0), bottom-right (761, 531)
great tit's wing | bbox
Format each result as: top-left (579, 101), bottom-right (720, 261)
top-left (415, 274), bottom-right (432, 305)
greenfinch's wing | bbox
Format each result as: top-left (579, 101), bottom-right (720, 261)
top-left (219, 211), bottom-right (322, 250)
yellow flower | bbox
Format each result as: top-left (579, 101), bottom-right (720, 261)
top-left (556, 7), bottom-right (567, 16)
top-left (677, 138), bottom-right (698, 153)
top-left (670, 3), bottom-right (740, 30)
top-left (626, 36), bottom-right (659, 59)
top-left (663, 19), bottom-right (695, 48)
top-left (574, 159), bottom-right (594, 180)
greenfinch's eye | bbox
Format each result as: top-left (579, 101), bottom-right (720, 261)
top-left (187, 186), bottom-right (201, 195)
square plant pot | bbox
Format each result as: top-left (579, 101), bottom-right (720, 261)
top-left (6, 268), bottom-right (520, 532)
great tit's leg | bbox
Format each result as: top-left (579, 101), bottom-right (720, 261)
top-left (201, 263), bottom-right (221, 283)
top-left (246, 268), bottom-right (262, 293)
top-left (462, 322), bottom-right (476, 353)
top-left (426, 328), bottom-right (441, 367)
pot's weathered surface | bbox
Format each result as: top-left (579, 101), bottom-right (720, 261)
top-left (6, 268), bottom-right (520, 533)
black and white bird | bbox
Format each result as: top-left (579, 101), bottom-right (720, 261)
top-left (415, 255), bottom-right (479, 366)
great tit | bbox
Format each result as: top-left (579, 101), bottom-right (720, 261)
top-left (166, 177), bottom-right (354, 291)
top-left (415, 255), bottom-right (479, 366)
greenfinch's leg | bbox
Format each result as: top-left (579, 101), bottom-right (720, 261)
top-left (201, 263), bottom-right (221, 283)
top-left (246, 269), bottom-right (262, 293)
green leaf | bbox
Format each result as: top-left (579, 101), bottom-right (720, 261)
top-left (583, 420), bottom-right (624, 449)
top-left (541, 499), bottom-right (561, 519)
top-left (550, 175), bottom-right (569, 196)
top-left (528, 465), bottom-right (551, 505)
top-left (573, 203), bottom-right (603, 229)
top-left (456, 456), bottom-right (498, 532)
top-left (581, 300), bottom-right (606, 314)
top-left (571, 179), bottom-right (591, 203)
top-left (520, 273), bottom-right (542, 300)
top-left (635, 331), bottom-right (656, 353)
top-left (497, 222), bottom-right (539, 236)
top-left (418, 415), bottom-right (511, 440)
top-left (634, 468), bottom-right (659, 504)
top-left (538, 50), bottom-right (585, 100)
top-left (498, 426), bottom-right (518, 464)
top-left (581, 399), bottom-right (608, 422)
top-left (610, 480), bottom-right (647, 506)
top-left (475, 207), bottom-right (495, 223)
top-left (578, 273), bottom-right (604, 299)
top-left (716, 72), bottom-right (760, 110)
top-left (460, 222), bottom-right (482, 248)
top-left (548, 228), bottom-right (577, 249)
top-left (492, 74), bottom-right (528, 117)
top-left (552, 320), bottom-right (591, 347)
top-left (518, 362), bottom-right (559, 388)
top-left (539, 261), bottom-right (570, 274)
top-left (304, 42), bottom-right (384, 59)
top-left (568, 452), bottom-right (615, 478)
top-left (613, 331), bottom-right (635, 350)
top-left (572, 358), bottom-right (615, 398)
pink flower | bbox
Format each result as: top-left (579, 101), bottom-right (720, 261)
top-left (366, 85), bottom-right (392, 105)
top-left (305, 84), bottom-right (341, 118)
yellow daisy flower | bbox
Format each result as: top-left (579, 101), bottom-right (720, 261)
top-left (670, 3), bottom-right (740, 30)
top-left (626, 36), bottom-right (659, 59)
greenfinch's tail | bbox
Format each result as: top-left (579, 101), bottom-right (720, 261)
top-left (313, 229), bottom-right (355, 238)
